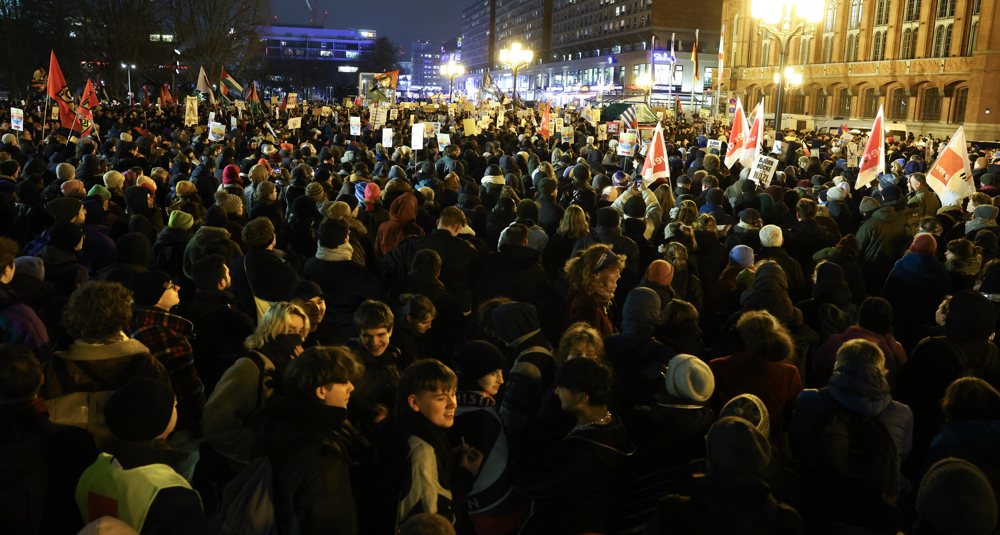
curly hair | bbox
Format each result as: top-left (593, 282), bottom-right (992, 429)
top-left (737, 310), bottom-right (794, 363)
top-left (564, 243), bottom-right (626, 296)
top-left (554, 322), bottom-right (606, 366)
top-left (62, 282), bottom-right (135, 343)
top-left (557, 205), bottom-right (591, 239)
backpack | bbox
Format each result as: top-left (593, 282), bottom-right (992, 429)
top-left (795, 389), bottom-right (898, 524)
top-left (44, 357), bottom-right (144, 450)
top-left (937, 335), bottom-right (1000, 382)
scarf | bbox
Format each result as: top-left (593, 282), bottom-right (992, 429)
top-left (316, 242), bottom-right (353, 261)
top-left (255, 333), bottom-right (303, 384)
top-left (396, 409), bottom-right (457, 485)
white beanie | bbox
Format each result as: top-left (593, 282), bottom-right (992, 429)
top-left (587, 136), bottom-right (595, 145)
top-left (120, 132), bottom-right (133, 142)
top-left (664, 354), bottom-right (715, 403)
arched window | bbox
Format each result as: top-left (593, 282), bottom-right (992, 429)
top-left (732, 13), bottom-right (739, 66)
top-left (853, 34), bottom-right (860, 62)
top-left (901, 29), bottom-right (913, 59)
top-left (816, 89), bottom-right (828, 115)
top-left (825, 1), bottom-right (837, 32)
top-left (823, 36), bottom-right (833, 63)
top-left (838, 89), bottom-right (851, 116)
top-left (849, 0), bottom-right (862, 28)
top-left (909, 29), bottom-right (919, 59)
top-left (933, 26), bottom-right (945, 57)
top-left (864, 89), bottom-right (879, 118)
top-left (891, 88), bottom-right (908, 120)
top-left (923, 88), bottom-right (942, 121)
top-left (872, 31), bottom-right (885, 60)
top-left (905, 0), bottom-right (921, 21)
top-left (875, 0), bottom-right (891, 25)
top-left (954, 87), bottom-right (969, 122)
top-left (799, 36), bottom-right (811, 64)
top-left (845, 35), bottom-right (855, 62)
top-left (968, 21), bottom-right (979, 56)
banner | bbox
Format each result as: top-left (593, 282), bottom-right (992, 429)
top-left (740, 102), bottom-right (764, 168)
top-left (350, 116), bottom-right (361, 136)
top-left (184, 96), bottom-right (198, 126)
top-left (47, 51), bottom-right (76, 129)
top-left (11, 108), bottom-right (22, 131)
top-left (196, 66), bottom-right (216, 105)
top-left (926, 125), bottom-right (975, 198)
top-left (412, 123), bottom-right (424, 150)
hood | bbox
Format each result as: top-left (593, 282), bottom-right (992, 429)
top-left (566, 417), bottom-right (636, 460)
top-left (123, 186), bottom-right (152, 216)
top-left (621, 287), bottom-right (662, 340)
top-left (827, 358), bottom-right (892, 416)
top-left (481, 173), bottom-right (506, 186)
top-left (893, 251), bottom-right (946, 281)
top-left (746, 261), bottom-right (788, 293)
top-left (937, 419), bottom-right (1000, 459)
top-left (946, 291), bottom-right (998, 343)
top-left (190, 164), bottom-right (214, 181)
top-left (191, 225), bottom-right (232, 248)
top-left (389, 192), bottom-right (418, 224)
top-left (499, 155), bottom-right (519, 175)
top-left (494, 244), bottom-right (541, 271)
top-left (811, 262), bottom-right (852, 306)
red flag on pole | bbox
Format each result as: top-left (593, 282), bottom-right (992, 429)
top-left (353, 95), bottom-right (361, 107)
top-left (640, 121), bottom-right (670, 186)
top-left (741, 101), bottom-right (764, 168)
top-left (47, 51), bottom-right (77, 129)
top-left (855, 105), bottom-right (885, 189)
top-left (280, 95), bottom-right (288, 111)
top-left (539, 103), bottom-right (551, 139)
top-left (724, 97), bottom-right (748, 168)
top-left (926, 126), bottom-right (975, 198)
top-left (78, 79), bottom-right (97, 136)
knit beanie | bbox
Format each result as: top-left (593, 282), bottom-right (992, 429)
top-left (168, 210), bottom-right (193, 230)
top-left (49, 221), bottom-right (84, 250)
top-left (515, 199), bottom-right (540, 226)
top-left (646, 260), bottom-right (674, 286)
top-left (664, 354), bottom-right (714, 402)
top-left (490, 302), bottom-right (540, 344)
top-left (87, 185), bottom-right (112, 201)
top-left (46, 197), bottom-right (84, 224)
top-left (104, 378), bottom-right (176, 441)
top-left (537, 177), bottom-right (557, 196)
top-left (738, 208), bottom-right (760, 224)
top-left (910, 233), bottom-right (937, 255)
top-left (13, 256), bottom-right (44, 282)
top-left (453, 340), bottom-right (507, 390)
top-left (859, 196), bottom-right (882, 214)
top-left (881, 185), bottom-right (901, 202)
top-left (729, 244), bottom-right (755, 268)
top-left (137, 175), bottom-right (157, 194)
top-left (917, 458), bottom-right (998, 535)
top-left (827, 185), bottom-right (847, 201)
top-left (60, 180), bottom-right (86, 198)
top-left (129, 269), bottom-right (173, 307)
top-left (218, 192), bottom-right (242, 214)
top-left (305, 182), bottom-right (324, 197)
top-left (974, 204), bottom-right (999, 221)
top-left (596, 207), bottom-right (620, 228)
top-left (706, 416), bottom-right (772, 478)
top-left (878, 173), bottom-right (899, 189)
top-left (720, 393), bottom-right (771, 437)
top-left (104, 170), bottom-right (125, 190)
top-left (175, 180), bottom-right (197, 198)
top-left (363, 182), bottom-right (381, 204)
top-left (742, 179), bottom-right (757, 193)
top-left (624, 195), bottom-right (646, 218)
top-left (222, 164), bottom-right (242, 185)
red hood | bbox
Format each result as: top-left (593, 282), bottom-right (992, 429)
top-left (389, 192), bottom-right (418, 224)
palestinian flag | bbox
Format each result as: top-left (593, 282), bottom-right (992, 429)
top-left (220, 68), bottom-right (243, 105)
top-left (279, 95), bottom-right (288, 111)
top-left (368, 70), bottom-right (398, 102)
top-left (245, 82), bottom-right (262, 114)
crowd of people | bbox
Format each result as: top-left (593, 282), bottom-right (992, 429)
top-left (1, 95), bottom-right (1000, 535)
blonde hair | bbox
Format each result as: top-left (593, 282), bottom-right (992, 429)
top-left (564, 243), bottom-right (626, 296)
top-left (245, 302), bottom-right (310, 349)
top-left (664, 241), bottom-right (689, 270)
top-left (674, 200), bottom-right (698, 225)
top-left (694, 213), bottom-right (717, 233)
top-left (537, 162), bottom-right (556, 180)
top-left (557, 205), bottom-right (590, 239)
top-left (554, 322), bottom-right (606, 366)
top-left (654, 183), bottom-right (676, 214)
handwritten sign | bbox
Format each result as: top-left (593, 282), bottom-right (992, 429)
top-left (382, 128), bottom-right (393, 148)
top-left (749, 154), bottom-right (779, 187)
top-left (411, 124), bottom-right (424, 150)
top-left (10, 108), bottom-right (22, 131)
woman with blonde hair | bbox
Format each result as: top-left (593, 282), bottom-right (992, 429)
top-left (564, 243), bottom-right (626, 337)
top-left (542, 204), bottom-right (591, 279)
top-left (653, 183), bottom-right (676, 216)
top-left (203, 302), bottom-right (309, 463)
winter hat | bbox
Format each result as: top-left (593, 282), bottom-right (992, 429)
top-left (175, 180), bottom-right (197, 198)
top-left (305, 182), bottom-right (324, 197)
top-left (720, 393), bottom-right (771, 437)
top-left (624, 195), bottom-right (646, 218)
top-left (974, 204), bottom-right (999, 221)
top-left (811, 174), bottom-right (826, 187)
top-left (572, 163), bottom-right (591, 183)
top-left (60, 180), bottom-right (86, 198)
top-left (222, 164), bottom-right (242, 185)
top-left (363, 182), bottom-right (381, 204)
top-left (910, 233), bottom-right (937, 255)
top-left (87, 184), bottom-right (112, 201)
top-left (738, 208), bottom-right (760, 224)
top-left (612, 171), bottom-right (627, 186)
top-left (741, 179), bottom-right (757, 193)
top-left (878, 173), bottom-right (899, 189)
top-left (515, 199), bottom-right (540, 226)
top-left (796, 180), bottom-right (812, 189)
top-left (136, 175), bottom-right (156, 194)
top-left (705, 188), bottom-right (724, 206)
top-left (664, 354), bottom-right (714, 402)
top-left (537, 177), bottom-right (557, 196)
top-left (881, 185), bottom-right (902, 202)
top-left (104, 378), bottom-right (176, 441)
top-left (168, 210), bottom-right (193, 231)
top-left (13, 256), bottom-right (44, 282)
top-left (484, 164), bottom-right (503, 178)
top-left (596, 207), bottom-right (620, 228)
top-left (490, 302), bottom-right (541, 344)
top-left (49, 221), bottom-right (84, 250)
top-left (217, 192), bottom-right (242, 214)
top-left (119, 132), bottom-right (133, 143)
top-left (454, 340), bottom-right (507, 389)
top-left (646, 260), bottom-right (674, 287)
top-left (827, 186), bottom-right (847, 201)
top-left (705, 416), bottom-right (772, 478)
top-left (46, 197), bottom-right (84, 224)
top-left (859, 196), bottom-right (882, 214)
top-left (729, 244), bottom-right (755, 268)
top-left (917, 458), bottom-right (997, 535)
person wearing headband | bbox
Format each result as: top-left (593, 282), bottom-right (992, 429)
top-left (564, 244), bottom-right (627, 338)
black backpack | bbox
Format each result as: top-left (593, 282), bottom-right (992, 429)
top-left (795, 389), bottom-right (898, 524)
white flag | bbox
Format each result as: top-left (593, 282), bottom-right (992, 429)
top-left (740, 101), bottom-right (764, 169)
top-left (724, 98), bottom-right (749, 168)
top-left (196, 66), bottom-right (216, 105)
top-left (926, 125), bottom-right (975, 198)
top-left (855, 106), bottom-right (885, 189)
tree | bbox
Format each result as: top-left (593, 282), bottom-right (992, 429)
top-left (0, 0), bottom-right (79, 99)
top-left (363, 36), bottom-right (401, 74)
top-left (167, 0), bottom-right (268, 86)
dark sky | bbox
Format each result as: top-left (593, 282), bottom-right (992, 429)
top-left (271, 0), bottom-right (464, 56)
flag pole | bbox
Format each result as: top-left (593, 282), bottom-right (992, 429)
top-left (41, 97), bottom-right (50, 141)
top-left (691, 29), bottom-right (698, 120)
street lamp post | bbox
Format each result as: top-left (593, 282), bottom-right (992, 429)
top-left (498, 43), bottom-right (533, 109)
top-left (636, 73), bottom-right (653, 107)
top-left (750, 0), bottom-right (822, 130)
top-left (173, 49), bottom-right (181, 98)
top-left (121, 63), bottom-right (136, 106)
top-left (441, 61), bottom-right (465, 103)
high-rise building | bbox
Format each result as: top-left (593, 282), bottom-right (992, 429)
top-left (719, 0), bottom-right (997, 139)
top-left (411, 41), bottom-right (444, 92)
top-left (494, 0), bottom-right (552, 67)
top-left (462, 0), bottom-right (494, 73)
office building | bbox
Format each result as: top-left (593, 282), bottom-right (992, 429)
top-left (463, 0), bottom-right (495, 73)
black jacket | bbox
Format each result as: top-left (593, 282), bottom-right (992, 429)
top-left (478, 244), bottom-right (552, 306)
top-left (303, 257), bottom-right (383, 333)
top-left (229, 249), bottom-right (299, 319)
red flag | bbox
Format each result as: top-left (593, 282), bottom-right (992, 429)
top-left (724, 97), bottom-right (748, 168)
top-left (47, 51), bottom-right (77, 129)
top-left (641, 121), bottom-right (670, 185)
top-left (855, 105), bottom-right (885, 189)
top-left (161, 84), bottom-right (174, 104)
top-left (839, 124), bottom-right (849, 133)
top-left (77, 79), bottom-right (97, 136)
top-left (741, 102), bottom-right (764, 168)
top-left (280, 95), bottom-right (288, 111)
top-left (926, 126), bottom-right (975, 198)
top-left (354, 96), bottom-right (361, 107)
top-left (539, 103), bottom-right (551, 139)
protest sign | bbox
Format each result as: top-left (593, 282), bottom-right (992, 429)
top-left (597, 124), bottom-right (607, 141)
top-left (561, 126), bottom-right (574, 144)
top-left (383, 128), bottom-right (393, 147)
top-left (208, 122), bottom-right (226, 142)
top-left (607, 121), bottom-right (620, 136)
top-left (184, 96), bottom-right (198, 126)
top-left (749, 154), bottom-right (779, 187)
top-left (618, 132), bottom-right (637, 156)
top-left (231, 117), bottom-right (237, 129)
top-left (287, 117), bottom-right (302, 130)
top-left (10, 108), bottom-right (22, 131)
top-left (707, 139), bottom-right (723, 151)
top-left (350, 116), bottom-right (361, 136)
top-left (463, 118), bottom-right (478, 135)
top-left (412, 124), bottom-right (424, 150)
top-left (437, 133), bottom-right (451, 148)
top-left (287, 93), bottom-right (298, 108)
top-left (208, 112), bottom-right (216, 123)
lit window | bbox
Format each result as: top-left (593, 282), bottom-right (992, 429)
top-left (162, 35), bottom-right (174, 42)
top-left (150, 34), bottom-right (161, 41)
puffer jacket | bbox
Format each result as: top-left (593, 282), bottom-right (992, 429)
top-left (881, 251), bottom-right (950, 352)
top-left (740, 262), bottom-right (799, 326)
top-left (857, 205), bottom-right (914, 267)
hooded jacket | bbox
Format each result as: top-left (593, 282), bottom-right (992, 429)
top-left (882, 252), bottom-right (950, 351)
top-left (857, 205), bottom-right (914, 267)
top-left (740, 262), bottom-right (800, 326)
top-left (604, 287), bottom-right (676, 406)
top-left (181, 226), bottom-right (242, 280)
top-left (375, 192), bottom-right (424, 256)
top-left (123, 186), bottom-right (161, 245)
top-left (810, 246), bottom-right (868, 305)
top-left (478, 244), bottom-right (551, 306)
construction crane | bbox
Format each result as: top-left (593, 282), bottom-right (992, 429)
top-left (305, 0), bottom-right (328, 27)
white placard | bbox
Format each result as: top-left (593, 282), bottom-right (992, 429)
top-left (749, 154), bottom-right (779, 187)
top-left (287, 93), bottom-right (298, 108)
top-left (208, 112), bottom-right (216, 123)
top-left (412, 124), bottom-right (424, 150)
top-left (772, 140), bottom-right (784, 154)
top-left (707, 139), bottom-right (723, 151)
top-left (287, 117), bottom-right (302, 130)
top-left (10, 108), bottom-right (22, 131)
top-left (350, 116), bottom-right (361, 136)
top-left (390, 109), bottom-right (398, 120)
top-left (382, 128), bottom-right (393, 147)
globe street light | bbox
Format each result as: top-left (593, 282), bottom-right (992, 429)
top-left (498, 42), bottom-right (533, 109)
top-left (773, 66), bottom-right (803, 91)
top-left (636, 73), bottom-right (653, 107)
top-left (751, 0), bottom-right (821, 130)
top-left (441, 61), bottom-right (465, 103)
top-left (121, 63), bottom-right (136, 106)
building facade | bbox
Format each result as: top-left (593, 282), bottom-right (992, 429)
top-left (260, 25), bottom-right (377, 99)
top-left (463, 0), bottom-right (495, 72)
top-left (411, 41), bottom-right (445, 93)
top-left (494, 0), bottom-right (553, 68)
top-left (719, 0), bottom-right (999, 139)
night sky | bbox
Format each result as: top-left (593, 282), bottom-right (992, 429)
top-left (270, 0), bottom-right (464, 55)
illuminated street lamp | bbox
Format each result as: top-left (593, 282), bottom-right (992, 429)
top-left (751, 0), bottom-right (822, 129)
top-left (498, 42), bottom-right (533, 109)
top-left (773, 66), bottom-right (803, 90)
top-left (121, 63), bottom-right (136, 106)
top-left (440, 61), bottom-right (465, 103)
top-left (636, 73), bottom-right (653, 107)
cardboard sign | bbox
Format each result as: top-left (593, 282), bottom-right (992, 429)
top-left (343, 98), bottom-right (353, 107)
top-left (437, 133), bottom-right (451, 148)
top-left (432, 122), bottom-right (441, 136)
top-left (184, 96), bottom-right (198, 127)
top-left (208, 112), bottom-right (216, 123)
top-left (208, 122), bottom-right (226, 142)
top-left (848, 155), bottom-right (859, 167)
top-left (321, 106), bottom-right (332, 116)
top-left (597, 124), bottom-right (607, 141)
top-left (411, 124), bottom-right (424, 150)
top-left (561, 126), bottom-right (574, 144)
top-left (749, 154), bottom-right (779, 187)
top-left (51, 106), bottom-right (59, 120)
top-left (382, 128), bottom-right (393, 147)
top-left (463, 118), bottom-right (478, 135)
top-left (272, 96), bottom-right (279, 105)
top-left (10, 108), bottom-right (22, 131)
top-left (287, 93), bottom-right (298, 108)
top-left (349, 116), bottom-right (361, 136)
top-left (230, 117), bottom-right (237, 129)
top-left (311, 108), bottom-right (321, 116)
top-left (607, 121), bottom-right (621, 136)
top-left (707, 139), bottom-right (723, 151)
top-left (617, 132), bottom-right (637, 156)
top-left (287, 117), bottom-right (302, 130)
top-left (555, 118), bottom-right (564, 132)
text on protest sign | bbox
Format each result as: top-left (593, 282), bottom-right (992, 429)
top-left (749, 154), bottom-right (779, 188)
top-left (411, 124), bottom-right (424, 150)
